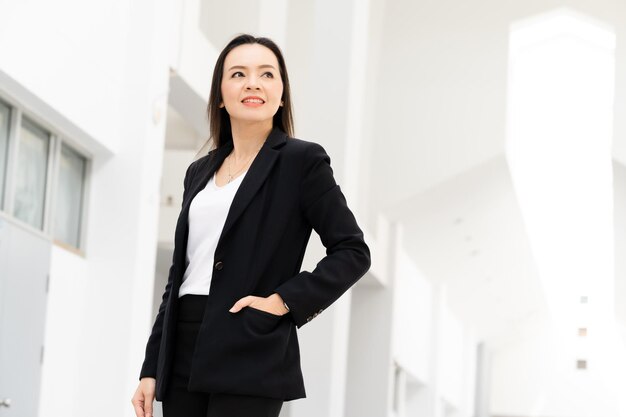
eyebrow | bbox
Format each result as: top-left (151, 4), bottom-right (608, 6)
top-left (226, 64), bottom-right (277, 72)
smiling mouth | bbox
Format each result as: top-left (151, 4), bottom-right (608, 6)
top-left (242, 98), bottom-right (265, 104)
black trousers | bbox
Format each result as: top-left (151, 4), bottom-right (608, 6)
top-left (162, 294), bottom-right (284, 417)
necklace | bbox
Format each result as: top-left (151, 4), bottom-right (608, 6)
top-left (227, 141), bottom-right (265, 183)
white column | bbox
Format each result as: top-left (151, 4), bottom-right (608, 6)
top-left (474, 343), bottom-right (492, 417)
top-left (429, 284), bottom-right (446, 417)
top-left (124, 0), bottom-right (172, 416)
top-left (615, 162), bottom-right (626, 324)
top-left (344, 221), bottom-right (397, 417)
top-left (283, 0), bottom-right (374, 416)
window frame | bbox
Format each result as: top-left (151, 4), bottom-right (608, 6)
top-left (0, 99), bottom-right (13, 208)
top-left (0, 98), bottom-right (91, 256)
top-left (50, 139), bottom-right (91, 254)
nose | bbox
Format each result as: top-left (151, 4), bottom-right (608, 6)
top-left (245, 76), bottom-right (261, 90)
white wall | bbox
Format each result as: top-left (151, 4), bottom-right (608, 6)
top-left (436, 290), bottom-right (477, 417)
top-left (0, 1), bottom-right (131, 154)
top-left (170, 0), bottom-right (289, 104)
top-left (370, 0), bottom-right (626, 211)
top-left (0, 1), bottom-right (173, 416)
top-left (615, 161), bottom-right (626, 325)
top-left (158, 149), bottom-right (196, 243)
top-left (392, 243), bottom-right (433, 384)
top-left (491, 326), bottom-right (623, 417)
top-left (370, 1), bottom-right (626, 415)
top-left (387, 225), bottom-right (477, 417)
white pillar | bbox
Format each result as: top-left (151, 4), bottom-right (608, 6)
top-left (283, 0), bottom-right (375, 416)
top-left (344, 221), bottom-right (397, 417)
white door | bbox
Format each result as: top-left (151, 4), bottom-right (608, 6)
top-left (0, 217), bottom-right (51, 416)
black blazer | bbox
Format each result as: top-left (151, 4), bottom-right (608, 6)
top-left (139, 126), bottom-right (371, 401)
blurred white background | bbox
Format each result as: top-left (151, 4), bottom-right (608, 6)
top-left (0, 1), bottom-right (624, 417)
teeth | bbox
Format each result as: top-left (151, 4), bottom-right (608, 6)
top-left (243, 99), bottom-right (263, 103)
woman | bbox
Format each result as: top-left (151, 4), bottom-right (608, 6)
top-left (131, 33), bottom-right (371, 417)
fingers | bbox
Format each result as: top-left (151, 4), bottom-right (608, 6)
top-left (131, 396), bottom-right (153, 417)
top-left (131, 391), bottom-right (145, 417)
top-left (229, 295), bottom-right (284, 315)
top-left (144, 393), bottom-right (154, 417)
top-left (132, 402), bottom-right (144, 417)
top-left (131, 383), bottom-right (155, 417)
top-left (229, 295), bottom-right (256, 313)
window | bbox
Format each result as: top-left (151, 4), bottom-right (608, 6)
top-left (53, 143), bottom-right (87, 248)
top-left (0, 98), bottom-right (89, 252)
top-left (13, 117), bottom-right (50, 229)
top-left (0, 101), bottom-right (10, 208)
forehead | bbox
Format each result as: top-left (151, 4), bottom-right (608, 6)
top-left (224, 44), bottom-right (279, 70)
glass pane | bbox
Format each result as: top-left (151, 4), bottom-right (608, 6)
top-left (13, 117), bottom-right (49, 229)
top-left (0, 101), bottom-right (10, 208)
top-left (53, 143), bottom-right (86, 248)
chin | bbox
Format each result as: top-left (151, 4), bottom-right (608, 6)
top-left (231, 113), bottom-right (277, 124)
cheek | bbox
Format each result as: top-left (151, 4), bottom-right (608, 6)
top-left (221, 83), bottom-right (237, 100)
top-left (272, 83), bottom-right (284, 100)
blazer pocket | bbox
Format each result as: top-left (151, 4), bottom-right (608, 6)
top-left (243, 306), bottom-right (283, 334)
top-left (203, 308), bottom-right (292, 397)
top-left (245, 305), bottom-right (283, 318)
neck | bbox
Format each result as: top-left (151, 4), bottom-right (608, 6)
top-left (229, 120), bottom-right (273, 162)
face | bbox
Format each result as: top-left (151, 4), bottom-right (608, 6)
top-left (220, 43), bottom-right (284, 126)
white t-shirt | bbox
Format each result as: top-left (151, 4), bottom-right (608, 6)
top-left (178, 169), bottom-right (248, 298)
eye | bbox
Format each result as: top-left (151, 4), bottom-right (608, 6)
top-left (232, 71), bottom-right (244, 78)
top-left (263, 72), bottom-right (274, 78)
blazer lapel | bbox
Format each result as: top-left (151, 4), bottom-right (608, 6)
top-left (217, 127), bottom-right (287, 248)
top-left (181, 126), bottom-right (288, 250)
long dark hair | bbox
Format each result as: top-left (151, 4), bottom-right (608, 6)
top-left (197, 34), bottom-right (295, 159)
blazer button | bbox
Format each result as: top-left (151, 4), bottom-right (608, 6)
top-left (214, 261), bottom-right (224, 270)
top-left (306, 316), bottom-right (312, 322)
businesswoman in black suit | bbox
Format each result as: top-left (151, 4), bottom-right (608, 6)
top-left (131, 33), bottom-right (371, 417)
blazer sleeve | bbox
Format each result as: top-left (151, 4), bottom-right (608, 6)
top-left (138, 160), bottom-right (197, 380)
top-left (273, 142), bottom-right (371, 329)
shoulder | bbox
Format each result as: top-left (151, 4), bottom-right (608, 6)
top-left (286, 138), bottom-right (337, 209)
top-left (282, 137), bottom-right (332, 166)
top-left (188, 147), bottom-right (218, 173)
top-left (187, 135), bottom-right (331, 175)
top-left (283, 136), bottom-right (327, 152)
